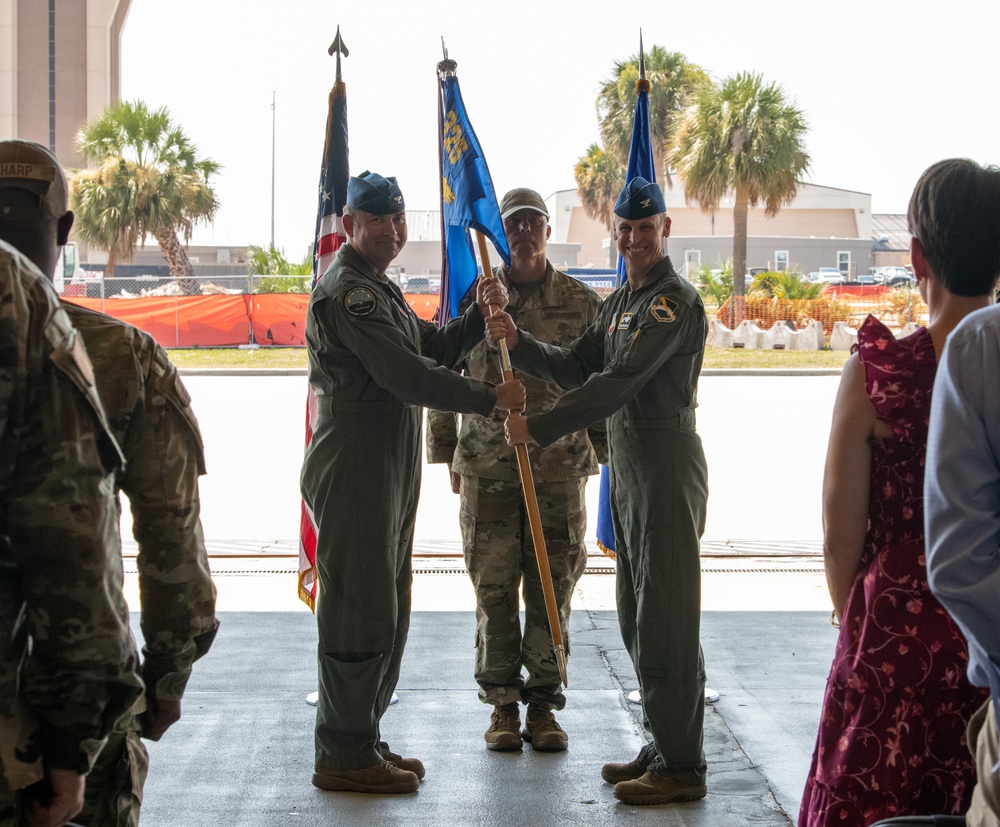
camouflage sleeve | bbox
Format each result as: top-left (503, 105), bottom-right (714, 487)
top-left (426, 408), bottom-right (459, 464)
top-left (120, 347), bottom-right (218, 703)
top-left (6, 304), bottom-right (142, 774)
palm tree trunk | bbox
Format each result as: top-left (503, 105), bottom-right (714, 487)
top-left (153, 227), bottom-right (201, 295)
top-left (731, 185), bottom-right (750, 326)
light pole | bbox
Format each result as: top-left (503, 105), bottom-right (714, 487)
top-left (270, 91), bottom-right (276, 250)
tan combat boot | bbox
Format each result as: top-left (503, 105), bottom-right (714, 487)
top-left (521, 703), bottom-right (568, 751)
top-left (484, 702), bottom-right (522, 751)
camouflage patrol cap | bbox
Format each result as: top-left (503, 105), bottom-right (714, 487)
top-left (0, 140), bottom-right (69, 222)
top-left (347, 170), bottom-right (405, 215)
top-left (614, 176), bottom-right (666, 219)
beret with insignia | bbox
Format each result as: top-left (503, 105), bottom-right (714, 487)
top-left (347, 171), bottom-right (405, 215)
top-left (614, 176), bottom-right (666, 219)
top-left (344, 286), bottom-right (378, 316)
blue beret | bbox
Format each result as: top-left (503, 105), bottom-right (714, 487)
top-left (347, 170), bottom-right (405, 214)
top-left (614, 176), bottom-right (665, 219)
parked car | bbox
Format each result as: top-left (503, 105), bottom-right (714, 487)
top-left (886, 274), bottom-right (917, 288)
top-left (809, 270), bottom-right (846, 285)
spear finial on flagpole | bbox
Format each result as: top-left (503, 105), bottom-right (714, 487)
top-left (328, 25), bottom-right (349, 83)
top-left (637, 29), bottom-right (650, 94)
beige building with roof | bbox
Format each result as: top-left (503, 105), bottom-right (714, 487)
top-left (545, 181), bottom-right (874, 279)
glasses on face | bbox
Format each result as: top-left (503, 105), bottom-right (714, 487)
top-left (503, 213), bottom-right (546, 230)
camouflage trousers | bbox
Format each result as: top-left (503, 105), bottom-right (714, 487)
top-left (459, 476), bottom-right (588, 710)
top-left (0, 710), bottom-right (145, 827)
top-left (77, 709), bottom-right (148, 827)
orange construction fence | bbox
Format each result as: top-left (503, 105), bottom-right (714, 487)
top-left (64, 292), bottom-right (440, 348)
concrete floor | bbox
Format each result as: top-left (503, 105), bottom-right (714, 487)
top-left (129, 568), bottom-right (837, 827)
top-left (119, 371), bottom-right (841, 825)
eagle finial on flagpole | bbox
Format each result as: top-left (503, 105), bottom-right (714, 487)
top-left (328, 25), bottom-right (349, 82)
top-left (438, 37), bottom-right (457, 76)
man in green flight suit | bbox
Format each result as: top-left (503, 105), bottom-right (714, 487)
top-left (427, 187), bottom-right (605, 753)
top-left (0, 146), bottom-right (142, 824)
top-left (493, 177), bottom-right (710, 806)
top-left (301, 171), bottom-right (524, 795)
top-left (0, 138), bottom-right (220, 827)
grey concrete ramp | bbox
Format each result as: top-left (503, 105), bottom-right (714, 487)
top-left (132, 606), bottom-right (834, 826)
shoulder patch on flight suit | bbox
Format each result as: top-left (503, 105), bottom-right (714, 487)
top-left (650, 295), bottom-right (678, 324)
top-left (344, 287), bottom-right (378, 316)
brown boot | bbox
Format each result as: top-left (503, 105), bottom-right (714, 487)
top-left (612, 771), bottom-right (707, 805)
top-left (484, 703), bottom-right (522, 751)
top-left (383, 750), bottom-right (425, 780)
top-left (312, 760), bottom-right (419, 794)
top-left (601, 756), bottom-right (650, 784)
top-left (521, 703), bottom-right (568, 751)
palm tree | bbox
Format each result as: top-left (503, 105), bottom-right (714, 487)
top-left (597, 46), bottom-right (710, 189)
top-left (246, 243), bottom-right (312, 293)
top-left (671, 72), bottom-right (809, 306)
top-left (70, 100), bottom-right (220, 294)
top-left (574, 143), bottom-right (624, 267)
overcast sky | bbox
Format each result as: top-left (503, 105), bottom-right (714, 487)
top-left (120, 0), bottom-right (999, 258)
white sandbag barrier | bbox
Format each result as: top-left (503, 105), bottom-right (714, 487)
top-left (710, 319), bottom-right (823, 351)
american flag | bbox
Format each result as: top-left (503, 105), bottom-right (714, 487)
top-left (299, 61), bottom-right (349, 610)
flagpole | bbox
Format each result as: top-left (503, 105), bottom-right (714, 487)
top-left (475, 231), bottom-right (569, 688)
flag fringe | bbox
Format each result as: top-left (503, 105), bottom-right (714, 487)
top-left (596, 540), bottom-right (616, 561)
top-left (298, 567), bottom-right (316, 613)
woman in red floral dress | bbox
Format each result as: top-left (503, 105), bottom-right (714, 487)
top-left (799, 159), bottom-right (998, 827)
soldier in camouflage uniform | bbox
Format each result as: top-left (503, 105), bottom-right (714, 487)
top-left (427, 188), bottom-right (604, 753)
top-left (0, 144), bottom-right (142, 826)
top-left (0, 139), bottom-right (218, 827)
top-left (498, 178), bottom-right (710, 806)
top-left (301, 172), bottom-right (523, 796)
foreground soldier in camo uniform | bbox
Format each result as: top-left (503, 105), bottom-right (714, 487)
top-left (0, 139), bottom-right (219, 827)
top-left (427, 188), bottom-right (604, 752)
top-left (0, 163), bottom-right (141, 823)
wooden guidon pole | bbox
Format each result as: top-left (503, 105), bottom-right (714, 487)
top-left (474, 231), bottom-right (568, 687)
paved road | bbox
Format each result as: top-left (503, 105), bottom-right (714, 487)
top-left (126, 371), bottom-right (840, 550)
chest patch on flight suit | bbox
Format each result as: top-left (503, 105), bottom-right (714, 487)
top-left (650, 295), bottom-right (678, 324)
top-left (344, 287), bottom-right (378, 316)
top-left (608, 317), bottom-right (617, 336)
top-left (618, 312), bottom-right (634, 331)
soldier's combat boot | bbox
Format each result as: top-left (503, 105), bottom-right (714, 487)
top-left (484, 703), bottom-right (522, 751)
top-left (521, 703), bottom-right (568, 751)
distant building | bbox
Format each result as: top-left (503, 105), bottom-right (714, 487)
top-left (545, 182), bottom-right (873, 280)
top-left (870, 214), bottom-right (910, 269)
top-left (1, 0), bottom-right (133, 169)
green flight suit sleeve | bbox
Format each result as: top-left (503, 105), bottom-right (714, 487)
top-left (318, 287), bottom-right (497, 416)
top-left (526, 296), bottom-right (703, 448)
